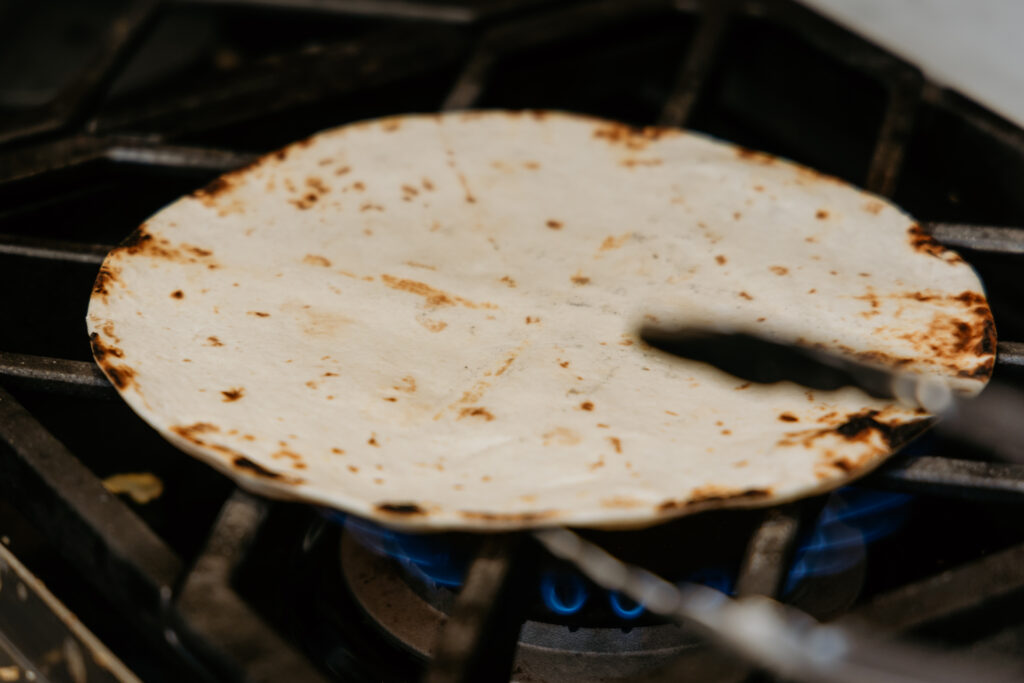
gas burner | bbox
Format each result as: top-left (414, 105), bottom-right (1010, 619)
top-left (3, 0), bottom-right (1024, 680)
top-left (339, 524), bottom-right (698, 683)
top-left (334, 486), bottom-right (910, 680)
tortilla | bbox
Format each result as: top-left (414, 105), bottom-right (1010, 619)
top-left (86, 111), bottom-right (995, 531)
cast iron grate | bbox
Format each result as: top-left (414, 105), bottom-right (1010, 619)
top-left (2, 0), bottom-right (1024, 681)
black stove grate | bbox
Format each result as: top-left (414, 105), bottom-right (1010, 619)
top-left (3, 1), bottom-right (1024, 681)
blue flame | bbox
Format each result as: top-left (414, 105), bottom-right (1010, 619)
top-left (338, 485), bottom-right (914, 621)
top-left (682, 566), bottom-right (736, 595)
top-left (784, 487), bottom-right (912, 594)
top-left (540, 572), bottom-right (589, 615)
top-left (609, 592), bottom-right (645, 619)
top-left (344, 516), bottom-right (468, 587)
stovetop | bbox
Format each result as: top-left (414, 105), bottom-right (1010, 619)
top-left (2, 1), bottom-right (1024, 681)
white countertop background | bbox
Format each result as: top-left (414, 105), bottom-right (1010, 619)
top-left (800, 0), bottom-right (1024, 128)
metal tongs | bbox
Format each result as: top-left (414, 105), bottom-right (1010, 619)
top-left (532, 325), bottom-right (1024, 683)
top-left (638, 324), bottom-right (1024, 462)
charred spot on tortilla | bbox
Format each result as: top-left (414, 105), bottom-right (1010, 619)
top-left (835, 410), bottom-right (931, 449)
top-left (458, 406), bottom-right (495, 421)
top-left (659, 487), bottom-right (772, 511)
top-left (89, 333), bottom-right (123, 362)
top-left (458, 509), bottom-right (557, 522)
top-left (221, 388), bottom-right (244, 402)
top-left (232, 456), bottom-right (302, 483)
top-left (101, 364), bottom-right (135, 390)
top-left (377, 502), bottom-right (425, 515)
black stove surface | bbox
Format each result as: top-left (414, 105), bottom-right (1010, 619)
top-left (3, 1), bottom-right (1024, 682)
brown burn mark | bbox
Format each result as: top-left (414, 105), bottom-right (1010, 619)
top-left (92, 265), bottom-right (121, 302)
top-left (499, 275), bottom-right (517, 288)
top-left (303, 254), bottom-right (332, 267)
top-left (770, 266), bottom-right (789, 276)
top-left (570, 272), bottom-right (591, 285)
top-left (393, 376), bottom-right (417, 393)
top-left (599, 233), bottom-right (631, 251)
top-left (620, 157), bottom-right (663, 168)
top-left (103, 363), bottom-right (136, 390)
top-left (190, 175), bottom-right (248, 216)
top-left (658, 487), bottom-right (772, 512)
top-left (975, 314), bottom-right (997, 357)
top-left (458, 509), bottom-right (557, 523)
top-left (592, 122), bottom-right (677, 150)
top-left (779, 413), bottom-right (799, 422)
top-left (368, 433), bottom-right (380, 447)
top-left (232, 457), bottom-right (303, 484)
top-left (543, 427), bottom-right (581, 446)
top-left (546, 220), bottom-right (563, 230)
top-left (171, 290), bottom-right (184, 299)
top-left (205, 336), bottom-right (224, 347)
top-left (715, 255), bottom-right (726, 265)
top-left (90, 333), bottom-right (136, 389)
top-left (89, 332), bottom-right (123, 362)
top-left (272, 449), bottom-right (303, 463)
top-left (221, 388), bottom-right (244, 402)
top-left (193, 176), bottom-right (232, 200)
top-left (608, 436), bottom-right (622, 453)
top-left (579, 401), bottom-right (594, 411)
top-left (173, 424), bottom-right (304, 482)
top-left (381, 274), bottom-right (496, 309)
top-left (458, 406), bottom-right (495, 421)
top-left (893, 308), bottom-right (995, 372)
top-left (110, 225), bottom-right (219, 266)
top-left (601, 496), bottom-right (642, 509)
top-left (376, 502), bottom-right (425, 516)
top-left (738, 291), bottom-right (754, 300)
top-left (830, 458), bottom-right (857, 473)
top-left (816, 209), bottom-right (829, 220)
top-left (248, 311), bottom-right (271, 317)
top-left (420, 319), bottom-right (448, 333)
top-left (525, 316), bottom-right (540, 324)
top-left (907, 223), bottom-right (964, 263)
top-left (452, 168), bottom-right (476, 204)
top-left (834, 410), bottom-right (931, 449)
top-left (959, 357), bottom-right (995, 380)
top-left (735, 147), bottom-right (777, 165)
top-left (170, 423), bottom-right (221, 448)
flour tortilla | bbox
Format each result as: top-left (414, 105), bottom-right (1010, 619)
top-left (86, 111), bottom-right (995, 530)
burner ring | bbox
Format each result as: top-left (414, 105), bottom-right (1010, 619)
top-left (339, 531), bottom-right (710, 682)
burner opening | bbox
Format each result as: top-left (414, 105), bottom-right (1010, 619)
top-left (540, 572), bottom-right (588, 616)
